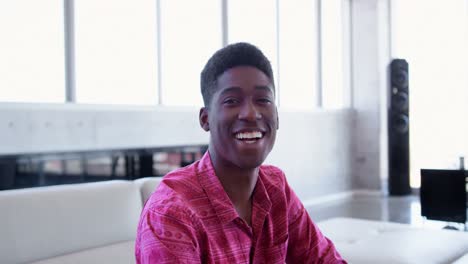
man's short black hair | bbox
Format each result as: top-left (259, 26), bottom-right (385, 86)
top-left (200, 42), bottom-right (275, 107)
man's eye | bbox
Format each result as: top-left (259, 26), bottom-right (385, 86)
top-left (257, 98), bottom-right (272, 104)
top-left (223, 98), bottom-right (239, 105)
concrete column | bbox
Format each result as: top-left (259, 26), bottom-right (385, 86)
top-left (350, 0), bottom-right (391, 191)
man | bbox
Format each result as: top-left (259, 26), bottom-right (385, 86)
top-left (135, 42), bottom-right (346, 263)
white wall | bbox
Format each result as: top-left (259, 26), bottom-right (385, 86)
top-left (0, 103), bottom-right (208, 155)
top-left (266, 109), bottom-right (354, 202)
top-left (0, 103), bottom-right (355, 202)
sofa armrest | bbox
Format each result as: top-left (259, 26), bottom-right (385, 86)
top-left (0, 180), bottom-right (142, 264)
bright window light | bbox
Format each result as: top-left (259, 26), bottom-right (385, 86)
top-left (0, 0), bottom-right (65, 103)
top-left (278, 0), bottom-right (318, 110)
top-left (159, 0), bottom-right (222, 106)
top-left (321, 0), bottom-right (346, 109)
top-left (392, 0), bottom-right (468, 188)
top-left (74, 0), bottom-right (158, 105)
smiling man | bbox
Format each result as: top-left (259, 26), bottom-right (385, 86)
top-left (135, 42), bottom-right (346, 263)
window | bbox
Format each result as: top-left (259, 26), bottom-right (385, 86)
top-left (278, 0), bottom-right (318, 109)
top-left (321, 0), bottom-right (348, 108)
top-left (74, 0), bottom-right (158, 105)
top-left (0, 0), bottom-right (65, 103)
top-left (228, 0), bottom-right (278, 103)
top-left (392, 0), bottom-right (468, 187)
top-left (1, 1), bottom-right (348, 110)
top-left (159, 0), bottom-right (222, 106)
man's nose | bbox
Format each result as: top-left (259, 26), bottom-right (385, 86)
top-left (238, 101), bottom-right (262, 121)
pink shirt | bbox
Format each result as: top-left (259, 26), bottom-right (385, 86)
top-left (136, 152), bottom-right (346, 263)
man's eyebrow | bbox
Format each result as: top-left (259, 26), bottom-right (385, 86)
top-left (219, 86), bottom-right (242, 95)
top-left (219, 85), bottom-right (274, 95)
top-left (255, 85), bottom-right (274, 93)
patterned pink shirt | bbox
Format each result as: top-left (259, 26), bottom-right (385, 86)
top-left (135, 152), bottom-right (346, 263)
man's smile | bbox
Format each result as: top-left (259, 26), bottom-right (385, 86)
top-left (234, 130), bottom-right (265, 144)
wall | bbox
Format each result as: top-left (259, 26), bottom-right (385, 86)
top-left (266, 109), bottom-right (354, 203)
top-left (0, 103), bottom-right (208, 154)
top-left (0, 103), bottom-right (354, 202)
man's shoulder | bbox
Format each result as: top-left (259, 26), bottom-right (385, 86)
top-left (143, 164), bottom-right (204, 219)
top-left (163, 163), bottom-right (199, 184)
top-left (143, 190), bottom-right (194, 220)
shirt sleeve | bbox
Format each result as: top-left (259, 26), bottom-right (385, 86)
top-left (135, 204), bottom-right (203, 264)
top-left (284, 180), bottom-right (347, 263)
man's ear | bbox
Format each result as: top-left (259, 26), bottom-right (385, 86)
top-left (199, 107), bottom-right (210, 131)
top-left (275, 106), bottom-right (279, 130)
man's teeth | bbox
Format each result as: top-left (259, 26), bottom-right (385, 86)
top-left (235, 131), bottom-right (263, 140)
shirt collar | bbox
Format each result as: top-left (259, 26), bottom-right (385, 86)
top-left (252, 170), bottom-right (272, 216)
top-left (196, 151), bottom-right (272, 225)
top-left (251, 171), bottom-right (272, 238)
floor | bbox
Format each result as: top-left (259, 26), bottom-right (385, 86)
top-left (307, 193), bottom-right (468, 232)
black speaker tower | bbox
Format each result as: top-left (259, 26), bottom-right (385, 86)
top-left (388, 59), bottom-right (412, 195)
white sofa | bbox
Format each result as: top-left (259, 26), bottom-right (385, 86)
top-left (318, 217), bottom-right (468, 264)
top-left (0, 178), bottom-right (161, 264)
top-left (1, 179), bottom-right (468, 264)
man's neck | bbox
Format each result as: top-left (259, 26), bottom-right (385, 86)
top-left (217, 168), bottom-right (258, 227)
top-left (217, 167), bottom-right (258, 205)
top-left (209, 151), bottom-right (259, 224)
top-left (212, 158), bottom-right (258, 201)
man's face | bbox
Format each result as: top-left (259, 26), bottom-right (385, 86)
top-left (200, 66), bottom-right (279, 169)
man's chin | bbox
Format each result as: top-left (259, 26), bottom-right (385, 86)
top-left (234, 156), bottom-right (266, 170)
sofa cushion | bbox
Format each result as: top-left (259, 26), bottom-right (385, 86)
top-left (317, 217), bottom-right (468, 264)
top-left (0, 180), bottom-right (142, 264)
top-left (30, 240), bottom-right (135, 264)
